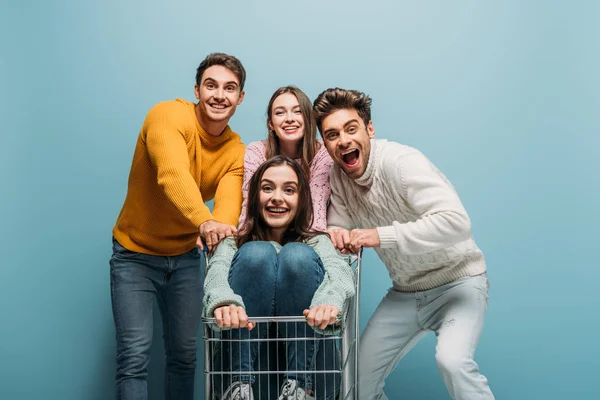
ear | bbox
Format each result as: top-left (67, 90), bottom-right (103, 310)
top-left (237, 90), bottom-right (245, 105)
top-left (194, 84), bottom-right (200, 100)
top-left (267, 118), bottom-right (274, 132)
top-left (367, 120), bottom-right (375, 138)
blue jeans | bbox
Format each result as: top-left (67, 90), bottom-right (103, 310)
top-left (222, 241), bottom-right (324, 390)
top-left (110, 238), bottom-right (202, 400)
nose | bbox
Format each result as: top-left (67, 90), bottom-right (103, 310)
top-left (270, 189), bottom-right (284, 204)
top-left (285, 111), bottom-right (295, 123)
top-left (214, 87), bottom-right (225, 100)
top-left (338, 132), bottom-right (351, 148)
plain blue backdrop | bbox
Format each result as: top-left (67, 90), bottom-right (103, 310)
top-left (1, 1), bottom-right (598, 399)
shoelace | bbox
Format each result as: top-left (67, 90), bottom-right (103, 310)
top-left (281, 381), bottom-right (296, 396)
top-left (231, 382), bottom-right (251, 400)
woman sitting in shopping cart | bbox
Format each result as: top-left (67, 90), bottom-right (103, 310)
top-left (203, 155), bottom-right (355, 400)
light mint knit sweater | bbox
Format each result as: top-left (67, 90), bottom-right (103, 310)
top-left (203, 235), bottom-right (355, 334)
top-left (328, 139), bottom-right (486, 292)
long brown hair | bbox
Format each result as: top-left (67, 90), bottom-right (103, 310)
top-left (265, 86), bottom-right (319, 179)
top-left (236, 156), bottom-right (320, 248)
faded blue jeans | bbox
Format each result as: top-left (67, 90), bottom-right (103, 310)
top-left (358, 274), bottom-right (495, 400)
top-left (221, 241), bottom-right (324, 391)
top-left (110, 238), bottom-right (202, 400)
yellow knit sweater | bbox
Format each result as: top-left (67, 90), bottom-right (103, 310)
top-left (113, 99), bottom-right (245, 256)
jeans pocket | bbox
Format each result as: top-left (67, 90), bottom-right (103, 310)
top-left (111, 237), bottom-right (141, 259)
top-left (473, 273), bottom-right (490, 299)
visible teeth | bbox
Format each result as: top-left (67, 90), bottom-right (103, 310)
top-left (284, 127), bottom-right (298, 131)
top-left (267, 208), bottom-right (287, 213)
top-left (341, 149), bottom-right (356, 155)
top-left (211, 104), bottom-right (226, 109)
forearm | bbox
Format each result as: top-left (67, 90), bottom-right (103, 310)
top-left (156, 168), bottom-right (213, 227)
top-left (309, 156), bottom-right (333, 231)
top-left (380, 148), bottom-right (473, 254)
top-left (326, 195), bottom-right (354, 230)
top-left (310, 237), bottom-right (355, 310)
top-left (237, 145), bottom-right (262, 228)
top-left (202, 239), bottom-right (244, 316)
top-left (212, 161), bottom-right (244, 227)
top-left (377, 211), bottom-right (471, 254)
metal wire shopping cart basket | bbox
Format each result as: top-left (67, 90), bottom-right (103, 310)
top-left (201, 251), bottom-right (362, 400)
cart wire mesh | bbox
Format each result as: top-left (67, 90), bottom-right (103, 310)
top-left (201, 251), bottom-right (362, 400)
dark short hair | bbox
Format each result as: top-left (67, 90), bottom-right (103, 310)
top-left (195, 53), bottom-right (246, 90)
top-left (313, 88), bottom-right (372, 133)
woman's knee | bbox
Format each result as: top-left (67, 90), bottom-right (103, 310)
top-left (232, 242), bottom-right (277, 273)
top-left (278, 242), bottom-right (320, 276)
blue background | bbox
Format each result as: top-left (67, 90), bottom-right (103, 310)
top-left (1, 1), bottom-right (598, 399)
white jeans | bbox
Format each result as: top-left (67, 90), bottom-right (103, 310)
top-left (358, 274), bottom-right (494, 400)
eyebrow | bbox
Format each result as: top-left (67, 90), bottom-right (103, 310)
top-left (273, 105), bottom-right (300, 111)
top-left (203, 77), bottom-right (239, 87)
top-left (261, 179), bottom-right (298, 186)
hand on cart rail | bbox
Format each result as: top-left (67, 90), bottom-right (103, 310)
top-left (196, 220), bottom-right (237, 253)
top-left (303, 305), bottom-right (340, 330)
top-left (328, 227), bottom-right (378, 254)
top-left (213, 304), bottom-right (256, 330)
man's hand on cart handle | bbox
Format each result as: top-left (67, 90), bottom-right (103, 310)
top-left (214, 304), bottom-right (256, 330)
top-left (198, 220), bottom-right (237, 253)
top-left (348, 228), bottom-right (380, 252)
top-left (328, 228), bottom-right (376, 254)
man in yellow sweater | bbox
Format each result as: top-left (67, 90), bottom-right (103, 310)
top-left (110, 53), bottom-right (246, 400)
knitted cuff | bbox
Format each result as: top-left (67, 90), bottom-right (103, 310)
top-left (377, 226), bottom-right (397, 248)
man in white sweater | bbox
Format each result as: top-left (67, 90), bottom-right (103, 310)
top-left (313, 88), bottom-right (495, 400)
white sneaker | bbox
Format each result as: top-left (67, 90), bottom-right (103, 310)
top-left (221, 381), bottom-right (254, 400)
top-left (277, 379), bottom-right (315, 400)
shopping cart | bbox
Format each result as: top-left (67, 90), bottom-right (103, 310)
top-left (201, 250), bottom-right (362, 400)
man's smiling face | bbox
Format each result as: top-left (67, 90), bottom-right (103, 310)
top-left (321, 108), bottom-right (374, 179)
top-left (194, 65), bottom-right (244, 135)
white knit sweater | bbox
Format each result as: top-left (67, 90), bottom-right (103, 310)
top-left (328, 139), bottom-right (486, 292)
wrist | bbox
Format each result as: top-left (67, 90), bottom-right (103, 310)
top-left (199, 219), bottom-right (214, 231)
top-left (376, 226), bottom-right (396, 248)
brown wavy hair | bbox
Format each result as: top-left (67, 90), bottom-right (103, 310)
top-left (313, 87), bottom-right (372, 134)
top-left (265, 86), bottom-right (319, 179)
top-left (236, 156), bottom-right (321, 247)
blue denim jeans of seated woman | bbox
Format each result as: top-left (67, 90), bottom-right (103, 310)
top-left (110, 238), bottom-right (202, 400)
top-left (220, 241), bottom-right (325, 392)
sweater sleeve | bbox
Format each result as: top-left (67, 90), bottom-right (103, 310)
top-left (212, 143), bottom-right (245, 227)
top-left (203, 237), bottom-right (245, 318)
top-left (309, 235), bottom-right (356, 335)
top-left (376, 148), bottom-right (472, 254)
top-left (309, 146), bottom-right (334, 231)
top-left (326, 168), bottom-right (355, 230)
top-left (144, 103), bottom-right (212, 228)
top-left (238, 142), bottom-right (266, 229)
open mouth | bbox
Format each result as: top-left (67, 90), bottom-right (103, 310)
top-left (341, 149), bottom-right (360, 167)
top-left (265, 207), bottom-right (289, 215)
top-left (283, 126), bottom-right (300, 133)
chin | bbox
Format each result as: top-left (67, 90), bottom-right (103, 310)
top-left (341, 165), bottom-right (359, 178)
